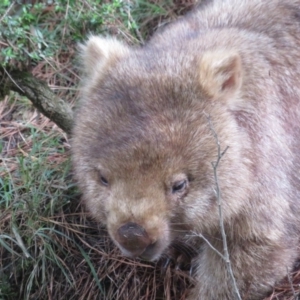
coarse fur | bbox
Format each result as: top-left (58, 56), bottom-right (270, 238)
top-left (72, 0), bottom-right (300, 299)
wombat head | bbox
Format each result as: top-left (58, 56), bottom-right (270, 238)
top-left (72, 36), bottom-right (248, 261)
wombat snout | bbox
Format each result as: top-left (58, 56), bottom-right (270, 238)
top-left (116, 222), bottom-right (152, 257)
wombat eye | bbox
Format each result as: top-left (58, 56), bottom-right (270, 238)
top-left (172, 180), bottom-right (187, 193)
top-left (100, 175), bottom-right (109, 186)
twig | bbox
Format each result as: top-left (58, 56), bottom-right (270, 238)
top-left (125, 0), bottom-right (145, 45)
top-left (286, 266), bottom-right (297, 299)
top-left (191, 233), bottom-right (225, 259)
top-left (0, 1), bottom-right (15, 23)
top-left (0, 68), bottom-right (74, 134)
top-left (207, 115), bottom-right (242, 300)
top-left (2, 67), bottom-right (24, 93)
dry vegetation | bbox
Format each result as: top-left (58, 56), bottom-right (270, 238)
top-left (1, 1), bottom-right (300, 299)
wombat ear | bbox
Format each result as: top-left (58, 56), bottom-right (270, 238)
top-left (80, 35), bottom-right (129, 76)
top-left (199, 50), bottom-right (242, 99)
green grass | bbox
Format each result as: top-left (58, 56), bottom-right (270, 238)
top-left (0, 115), bottom-right (76, 299)
top-left (0, 0), bottom-right (177, 69)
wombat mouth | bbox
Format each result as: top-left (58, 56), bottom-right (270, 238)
top-left (118, 239), bottom-right (168, 262)
top-left (138, 241), bottom-right (161, 261)
top-left (119, 241), bottom-right (165, 261)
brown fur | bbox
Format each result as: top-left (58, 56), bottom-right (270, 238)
top-left (72, 0), bottom-right (300, 299)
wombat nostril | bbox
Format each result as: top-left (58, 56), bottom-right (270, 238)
top-left (116, 222), bottom-right (152, 256)
top-left (118, 222), bottom-right (145, 237)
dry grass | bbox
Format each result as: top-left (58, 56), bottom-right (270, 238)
top-left (37, 210), bottom-right (194, 300)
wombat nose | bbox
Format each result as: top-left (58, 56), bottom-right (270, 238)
top-left (116, 222), bottom-right (152, 256)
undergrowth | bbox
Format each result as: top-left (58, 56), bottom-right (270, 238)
top-left (0, 94), bottom-right (75, 300)
top-left (0, 0), bottom-right (192, 69)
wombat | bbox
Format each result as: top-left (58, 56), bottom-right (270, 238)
top-left (72, 0), bottom-right (300, 299)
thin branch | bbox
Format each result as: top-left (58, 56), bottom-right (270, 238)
top-left (207, 115), bottom-right (242, 300)
top-left (125, 0), bottom-right (145, 45)
top-left (191, 233), bottom-right (225, 259)
top-left (0, 67), bottom-right (74, 134)
top-left (0, 1), bottom-right (15, 23)
top-left (2, 67), bottom-right (24, 93)
top-left (286, 266), bottom-right (297, 299)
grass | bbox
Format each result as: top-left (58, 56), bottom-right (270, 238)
top-left (1, 0), bottom-right (300, 299)
top-left (0, 95), bottom-right (74, 299)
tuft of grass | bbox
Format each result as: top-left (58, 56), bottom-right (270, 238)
top-left (0, 93), bottom-right (74, 299)
top-left (0, 0), bottom-right (195, 70)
